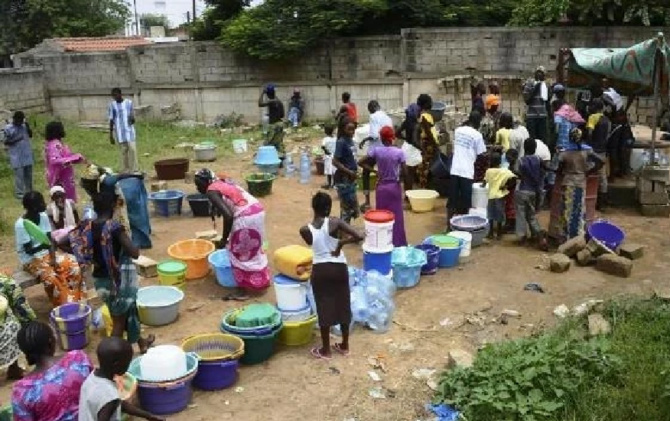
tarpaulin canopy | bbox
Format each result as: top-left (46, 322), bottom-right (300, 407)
top-left (563, 33), bottom-right (669, 97)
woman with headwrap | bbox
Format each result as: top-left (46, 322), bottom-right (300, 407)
top-left (47, 185), bottom-right (79, 244)
top-left (396, 103), bottom-right (421, 193)
top-left (415, 94), bottom-right (439, 189)
top-left (81, 164), bottom-right (152, 249)
top-left (548, 128), bottom-right (604, 244)
top-left (195, 169), bottom-right (270, 300)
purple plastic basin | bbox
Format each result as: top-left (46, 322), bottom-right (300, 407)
top-left (137, 377), bottom-right (194, 415)
top-left (193, 359), bottom-right (239, 391)
top-left (414, 244), bottom-right (440, 275)
top-left (49, 303), bottom-right (91, 351)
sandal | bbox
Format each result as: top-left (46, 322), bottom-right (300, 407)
top-left (310, 347), bottom-right (332, 360)
top-left (332, 343), bottom-right (350, 356)
top-left (138, 334), bottom-right (156, 355)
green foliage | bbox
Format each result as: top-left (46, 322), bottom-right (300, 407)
top-left (0, 0), bottom-right (130, 58)
top-left (436, 324), bottom-right (622, 420)
top-left (192, 0), bottom-right (250, 41)
top-left (140, 13), bottom-right (170, 29)
top-left (509, 0), bottom-right (670, 26)
top-left (435, 298), bottom-right (670, 421)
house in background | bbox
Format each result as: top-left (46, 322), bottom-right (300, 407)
top-left (126, 0), bottom-right (207, 34)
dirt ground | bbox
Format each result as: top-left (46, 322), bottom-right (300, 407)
top-left (1, 138), bottom-right (669, 421)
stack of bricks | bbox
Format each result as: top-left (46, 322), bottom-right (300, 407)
top-left (637, 166), bottom-right (670, 217)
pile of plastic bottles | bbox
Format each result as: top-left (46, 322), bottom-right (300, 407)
top-left (348, 267), bottom-right (396, 334)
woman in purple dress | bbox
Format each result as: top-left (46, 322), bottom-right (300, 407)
top-left (359, 126), bottom-right (407, 247)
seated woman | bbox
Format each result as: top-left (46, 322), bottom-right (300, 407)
top-left (0, 273), bottom-right (36, 380)
top-left (15, 191), bottom-right (84, 306)
top-left (12, 321), bottom-right (93, 421)
top-left (46, 185), bottom-right (79, 244)
top-left (68, 191), bottom-right (154, 354)
top-left (195, 169), bottom-right (270, 300)
top-left (82, 164), bottom-right (152, 249)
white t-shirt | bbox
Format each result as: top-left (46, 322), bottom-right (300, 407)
top-left (450, 126), bottom-right (486, 180)
top-left (78, 373), bottom-right (122, 421)
top-left (534, 139), bottom-right (551, 162)
top-left (15, 213), bottom-right (52, 265)
top-left (368, 110), bottom-right (393, 141)
top-left (321, 136), bottom-right (336, 155)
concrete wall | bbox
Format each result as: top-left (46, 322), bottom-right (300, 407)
top-left (0, 68), bottom-right (48, 115)
top-left (5, 26), bottom-right (668, 124)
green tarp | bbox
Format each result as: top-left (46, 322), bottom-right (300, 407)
top-left (566, 34), bottom-right (669, 97)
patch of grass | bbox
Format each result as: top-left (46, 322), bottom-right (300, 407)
top-left (0, 115), bottom-right (258, 236)
top-left (434, 298), bottom-right (670, 421)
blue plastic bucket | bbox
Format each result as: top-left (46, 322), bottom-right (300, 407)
top-left (414, 244), bottom-right (440, 275)
top-left (193, 359), bottom-right (238, 391)
top-left (208, 250), bottom-right (236, 288)
top-left (438, 239), bottom-right (463, 268)
top-left (363, 247), bottom-right (392, 275)
top-left (587, 220), bottom-right (625, 251)
top-left (391, 247), bottom-right (427, 289)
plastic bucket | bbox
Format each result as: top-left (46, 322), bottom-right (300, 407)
top-left (193, 359), bottom-right (238, 391)
top-left (363, 246), bottom-right (392, 275)
top-left (149, 190), bottom-right (184, 217)
top-left (208, 250), bottom-right (236, 288)
top-left (274, 275), bottom-right (308, 311)
top-left (587, 220), bottom-right (625, 251)
top-left (157, 260), bottom-right (187, 291)
top-left (135, 373), bottom-right (195, 415)
top-left (391, 247), bottom-right (427, 289)
top-left (49, 303), bottom-right (92, 351)
top-left (364, 210), bottom-right (395, 252)
top-left (194, 144), bottom-right (217, 162)
top-left (438, 240), bottom-right (463, 268)
top-left (233, 139), bottom-right (248, 154)
top-left (471, 182), bottom-right (489, 210)
top-left (186, 194), bottom-right (211, 217)
top-left (414, 244), bottom-right (440, 275)
top-left (237, 331), bottom-right (279, 365)
top-left (254, 146), bottom-right (281, 165)
top-left (167, 239), bottom-right (215, 280)
top-left (447, 231), bottom-right (472, 258)
top-left (279, 304), bottom-right (312, 322)
top-left (278, 315), bottom-right (317, 346)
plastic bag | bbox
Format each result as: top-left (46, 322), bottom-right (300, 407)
top-left (401, 142), bottom-right (423, 167)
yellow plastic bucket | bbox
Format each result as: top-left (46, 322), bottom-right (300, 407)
top-left (278, 315), bottom-right (317, 346)
top-left (157, 260), bottom-right (187, 291)
top-left (101, 305), bottom-right (127, 339)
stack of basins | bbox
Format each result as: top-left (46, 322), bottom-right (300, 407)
top-left (181, 334), bottom-right (245, 391)
top-left (220, 303), bottom-right (283, 365)
top-left (450, 215), bottom-right (489, 248)
top-left (127, 345), bottom-right (198, 416)
top-left (254, 146), bottom-right (281, 175)
top-left (362, 210), bottom-right (395, 277)
top-left (272, 245), bottom-right (317, 346)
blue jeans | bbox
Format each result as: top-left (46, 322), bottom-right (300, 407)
top-left (13, 165), bottom-right (33, 199)
top-left (288, 107), bottom-right (301, 128)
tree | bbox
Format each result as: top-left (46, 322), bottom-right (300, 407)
top-left (0, 0), bottom-right (130, 61)
top-left (509, 0), bottom-right (670, 27)
top-left (141, 13), bottom-right (170, 29)
top-left (192, 0), bottom-right (250, 41)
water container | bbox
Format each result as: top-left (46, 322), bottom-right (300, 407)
top-left (363, 210), bottom-right (395, 252)
top-left (447, 231), bottom-right (472, 258)
top-left (284, 154), bottom-right (296, 178)
top-left (299, 152), bottom-right (311, 184)
top-left (471, 183), bottom-right (489, 209)
top-left (273, 274), bottom-right (308, 311)
top-left (83, 205), bottom-right (97, 221)
top-left (139, 345), bottom-right (188, 382)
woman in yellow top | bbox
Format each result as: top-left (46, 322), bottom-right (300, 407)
top-left (495, 113), bottom-right (514, 152)
top-left (414, 94), bottom-right (439, 188)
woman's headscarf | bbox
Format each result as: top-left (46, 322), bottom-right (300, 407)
top-left (380, 126), bottom-right (395, 146)
top-left (554, 104), bottom-right (585, 124)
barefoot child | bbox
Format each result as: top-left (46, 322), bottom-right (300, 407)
top-left (78, 337), bottom-right (163, 421)
top-left (300, 192), bottom-right (364, 360)
top-left (321, 124), bottom-right (337, 189)
top-left (482, 152), bottom-right (516, 240)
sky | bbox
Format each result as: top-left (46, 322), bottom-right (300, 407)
top-left (128, 0), bottom-right (265, 28)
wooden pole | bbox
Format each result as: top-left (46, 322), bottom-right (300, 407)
top-left (650, 32), bottom-right (664, 165)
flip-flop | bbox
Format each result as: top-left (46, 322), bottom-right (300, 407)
top-left (332, 343), bottom-right (350, 357)
top-left (310, 347), bottom-right (332, 360)
top-left (138, 334), bottom-right (156, 355)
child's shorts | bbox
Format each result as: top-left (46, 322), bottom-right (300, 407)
top-left (487, 198), bottom-right (505, 222)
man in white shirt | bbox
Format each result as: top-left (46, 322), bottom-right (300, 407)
top-left (359, 100), bottom-right (393, 211)
top-left (108, 88), bottom-right (138, 173)
top-left (449, 110), bottom-right (487, 223)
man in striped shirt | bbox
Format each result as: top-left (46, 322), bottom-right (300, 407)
top-left (108, 88), bottom-right (138, 173)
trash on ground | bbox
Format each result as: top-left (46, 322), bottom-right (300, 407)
top-left (524, 283), bottom-right (545, 293)
top-left (426, 403), bottom-right (460, 421)
top-left (553, 304), bottom-right (570, 318)
top-left (368, 386), bottom-right (386, 399)
top-left (368, 371), bottom-right (382, 382)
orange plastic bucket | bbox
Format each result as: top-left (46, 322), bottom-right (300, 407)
top-left (167, 239), bottom-right (215, 280)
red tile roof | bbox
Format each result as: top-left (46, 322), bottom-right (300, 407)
top-left (53, 37), bottom-right (152, 52)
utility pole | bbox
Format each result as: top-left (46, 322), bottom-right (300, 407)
top-left (133, 0), bottom-right (139, 36)
top-left (192, 0), bottom-right (196, 21)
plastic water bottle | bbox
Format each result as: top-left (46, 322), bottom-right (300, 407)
top-left (83, 205), bottom-right (97, 220)
top-left (284, 154), bottom-right (296, 178)
top-left (299, 152), bottom-right (311, 184)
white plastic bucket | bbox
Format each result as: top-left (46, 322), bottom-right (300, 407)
top-left (194, 144), bottom-right (216, 162)
top-left (472, 183), bottom-right (489, 209)
top-left (448, 231), bottom-right (472, 258)
top-left (232, 139), bottom-right (248, 154)
top-left (364, 220), bottom-right (395, 253)
top-left (274, 277), bottom-right (308, 311)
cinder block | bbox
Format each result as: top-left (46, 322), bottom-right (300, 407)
top-left (619, 243), bottom-right (645, 260)
top-left (640, 204), bottom-right (670, 217)
top-left (639, 191), bottom-right (668, 205)
top-left (596, 254), bottom-right (633, 278)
